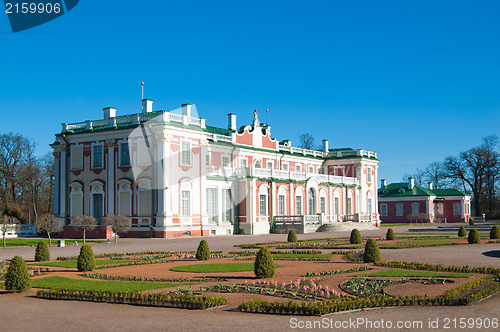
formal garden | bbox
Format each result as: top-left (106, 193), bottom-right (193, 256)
top-left (1, 227), bottom-right (500, 316)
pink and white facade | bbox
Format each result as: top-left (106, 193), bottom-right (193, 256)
top-left (51, 99), bottom-right (380, 238)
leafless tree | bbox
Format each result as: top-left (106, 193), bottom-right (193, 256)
top-left (35, 213), bottom-right (62, 246)
top-left (420, 161), bottom-right (447, 189)
top-left (299, 133), bottom-right (315, 150)
top-left (103, 215), bottom-right (131, 244)
top-left (0, 204), bottom-right (23, 248)
top-left (73, 215), bottom-right (97, 245)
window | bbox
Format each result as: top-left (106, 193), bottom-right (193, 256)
top-left (380, 204), bottom-right (387, 216)
top-left (320, 197), bottom-right (326, 214)
top-left (181, 142), bottom-right (190, 165)
top-left (93, 145), bottom-right (103, 168)
top-left (295, 164), bottom-right (301, 172)
top-left (120, 143), bottom-right (130, 166)
top-left (347, 198), bottom-right (352, 214)
top-left (181, 191), bottom-right (190, 216)
top-left (92, 193), bottom-right (103, 224)
top-left (139, 191), bottom-right (151, 216)
top-left (367, 167), bottom-right (372, 183)
top-left (334, 198), bottom-right (339, 215)
top-left (411, 203), bottom-right (419, 215)
top-left (308, 166), bottom-right (313, 173)
top-left (295, 196), bottom-right (302, 215)
top-left (222, 189), bottom-right (232, 222)
top-left (119, 192), bottom-right (131, 216)
top-left (267, 161), bottom-right (273, 169)
top-left (396, 203), bottom-right (403, 216)
top-left (222, 156), bottom-right (229, 168)
top-left (453, 203), bottom-right (461, 215)
top-left (368, 198), bottom-right (372, 214)
top-left (240, 158), bottom-right (247, 168)
top-left (282, 163), bottom-right (288, 171)
top-left (278, 195), bottom-right (285, 215)
top-left (206, 154), bottom-right (211, 166)
top-left (259, 195), bottom-right (267, 215)
top-left (255, 160), bottom-right (262, 168)
top-left (206, 188), bottom-right (216, 223)
top-left (71, 146), bottom-right (83, 170)
top-left (308, 189), bottom-right (316, 215)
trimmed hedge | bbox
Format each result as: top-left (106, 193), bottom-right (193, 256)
top-left (363, 239), bottom-right (381, 263)
top-left (490, 225), bottom-right (500, 240)
top-left (34, 241), bottom-right (50, 262)
top-left (468, 229), bottom-right (481, 244)
top-left (196, 240), bottom-right (210, 260)
top-left (77, 245), bottom-right (96, 272)
top-left (4, 256), bottom-right (31, 293)
top-left (375, 260), bottom-right (500, 275)
top-left (386, 228), bottom-right (395, 241)
top-left (350, 229), bottom-right (362, 244)
top-left (36, 288), bottom-right (227, 309)
top-left (254, 247), bottom-right (275, 278)
top-left (458, 226), bottom-right (467, 237)
top-left (287, 230), bottom-right (298, 243)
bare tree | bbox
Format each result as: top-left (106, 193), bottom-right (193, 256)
top-left (0, 204), bottom-right (23, 248)
top-left (402, 172), bottom-right (424, 186)
top-left (35, 214), bottom-right (62, 246)
top-left (103, 215), bottom-right (131, 244)
top-left (420, 161), bottom-right (447, 189)
top-left (73, 215), bottom-right (97, 245)
top-left (299, 133), bottom-right (315, 150)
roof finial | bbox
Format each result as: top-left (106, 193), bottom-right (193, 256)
top-left (253, 109), bottom-right (260, 127)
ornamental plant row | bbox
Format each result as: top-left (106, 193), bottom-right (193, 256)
top-left (375, 261), bottom-right (500, 275)
top-left (36, 288), bottom-right (227, 309)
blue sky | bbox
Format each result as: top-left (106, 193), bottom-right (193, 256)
top-left (1, 0), bottom-right (499, 183)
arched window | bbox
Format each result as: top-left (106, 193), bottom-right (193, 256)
top-left (308, 188), bottom-right (316, 215)
top-left (255, 160), bottom-right (262, 168)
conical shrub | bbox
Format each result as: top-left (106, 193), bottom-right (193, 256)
top-left (469, 219), bottom-right (475, 226)
top-left (34, 241), bottom-right (50, 262)
top-left (386, 228), bottom-right (395, 240)
top-left (287, 229), bottom-right (298, 242)
top-left (196, 240), bottom-right (210, 260)
top-left (77, 244), bottom-right (96, 272)
top-left (254, 247), bottom-right (275, 278)
top-left (467, 228), bottom-right (481, 244)
top-left (458, 226), bottom-right (467, 237)
top-left (350, 229), bottom-right (362, 244)
top-left (5, 256), bottom-right (31, 293)
top-left (363, 238), bottom-right (381, 263)
top-left (490, 225), bottom-right (500, 239)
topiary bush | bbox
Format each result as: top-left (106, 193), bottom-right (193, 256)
top-left (490, 225), bottom-right (500, 240)
top-left (467, 228), bottom-right (481, 244)
top-left (287, 229), bottom-right (298, 242)
top-left (386, 228), bottom-right (395, 240)
top-left (363, 238), bottom-right (381, 263)
top-left (196, 240), bottom-right (210, 260)
top-left (77, 244), bottom-right (96, 272)
top-left (458, 226), bottom-right (467, 237)
top-left (5, 256), bottom-right (31, 293)
top-left (254, 247), bottom-right (275, 278)
top-left (469, 219), bottom-right (474, 226)
top-left (34, 241), bottom-right (50, 262)
top-left (350, 229), bottom-right (362, 244)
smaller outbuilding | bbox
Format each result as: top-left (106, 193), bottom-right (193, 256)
top-left (378, 178), bottom-right (471, 223)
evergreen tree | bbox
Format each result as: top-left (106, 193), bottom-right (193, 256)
top-left (467, 229), bottom-right (481, 244)
top-left (363, 238), bottom-right (381, 263)
top-left (5, 256), bottom-right (31, 293)
top-left (34, 241), bottom-right (50, 261)
top-left (489, 225), bottom-right (499, 240)
top-left (254, 247), bottom-right (275, 278)
top-left (196, 240), bottom-right (210, 260)
top-left (386, 228), bottom-right (396, 240)
top-left (287, 229), bottom-right (298, 242)
top-left (350, 229), bottom-right (362, 244)
top-left (77, 244), bottom-right (96, 272)
top-left (458, 226), bottom-right (467, 237)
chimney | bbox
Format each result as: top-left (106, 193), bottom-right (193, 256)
top-left (103, 107), bottom-right (116, 119)
top-left (322, 139), bottom-right (329, 152)
top-left (181, 103), bottom-right (191, 117)
top-left (429, 182), bottom-right (434, 190)
top-left (228, 113), bottom-right (237, 131)
top-left (408, 177), bottom-right (415, 190)
top-left (142, 99), bottom-right (153, 113)
top-left (381, 179), bottom-right (387, 188)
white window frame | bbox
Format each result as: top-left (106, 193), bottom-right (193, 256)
top-left (181, 190), bottom-right (191, 216)
top-left (267, 161), bottom-right (273, 169)
top-left (259, 195), bottom-right (267, 215)
top-left (206, 154), bottom-right (211, 166)
top-left (380, 204), bottom-right (388, 216)
top-left (278, 195), bottom-right (286, 215)
top-left (396, 203), bottom-right (403, 216)
top-left (91, 144), bottom-right (104, 169)
top-left (295, 195), bottom-right (302, 215)
top-left (282, 162), bottom-right (289, 171)
top-left (222, 189), bottom-right (232, 222)
top-left (254, 160), bottom-right (262, 168)
top-left (320, 197), bottom-right (326, 214)
top-left (411, 203), bottom-right (419, 215)
top-left (222, 156), bottom-right (230, 168)
top-left (240, 157), bottom-right (247, 168)
top-left (308, 166), bottom-right (314, 173)
top-left (295, 164), bottom-right (301, 172)
top-left (206, 188), bottom-right (217, 223)
top-left (181, 141), bottom-right (191, 166)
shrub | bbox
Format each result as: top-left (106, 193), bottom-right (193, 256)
top-left (254, 247), bottom-right (275, 278)
top-left (469, 219), bottom-right (474, 226)
top-left (350, 229), bottom-right (362, 244)
top-left (287, 230), bottom-right (298, 242)
top-left (363, 239), bottom-right (381, 263)
top-left (490, 225), bottom-right (500, 240)
top-left (458, 226), bottom-right (467, 237)
top-left (77, 245), bottom-right (96, 272)
top-left (34, 241), bottom-right (50, 262)
top-left (196, 240), bottom-right (210, 260)
top-left (5, 256), bottom-right (31, 292)
top-left (386, 228), bottom-right (395, 240)
top-left (467, 229), bottom-right (481, 244)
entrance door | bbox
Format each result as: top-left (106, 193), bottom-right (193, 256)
top-left (93, 193), bottom-right (103, 224)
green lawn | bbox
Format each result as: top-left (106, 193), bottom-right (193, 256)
top-left (380, 223), bottom-right (413, 227)
top-left (1, 239), bottom-right (105, 247)
top-left (171, 263), bottom-right (261, 273)
top-left (396, 232), bottom-right (488, 236)
top-left (398, 239), bottom-right (461, 244)
top-left (32, 276), bottom-right (189, 292)
top-left (31, 259), bottom-right (139, 269)
top-left (272, 254), bottom-right (332, 259)
top-left (356, 269), bottom-right (472, 278)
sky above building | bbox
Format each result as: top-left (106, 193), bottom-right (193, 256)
top-left (1, 0), bottom-right (499, 183)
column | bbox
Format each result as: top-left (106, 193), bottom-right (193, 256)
top-left (156, 134), bottom-right (170, 227)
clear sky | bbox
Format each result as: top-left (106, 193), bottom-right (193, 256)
top-left (1, 0), bottom-right (499, 183)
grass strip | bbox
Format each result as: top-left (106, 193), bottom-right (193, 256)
top-left (31, 259), bottom-right (140, 269)
top-left (355, 269), bottom-right (472, 278)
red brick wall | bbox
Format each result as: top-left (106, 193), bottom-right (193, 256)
top-left (62, 226), bottom-right (113, 239)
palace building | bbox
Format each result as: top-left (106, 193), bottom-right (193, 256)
top-left (51, 99), bottom-right (380, 238)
